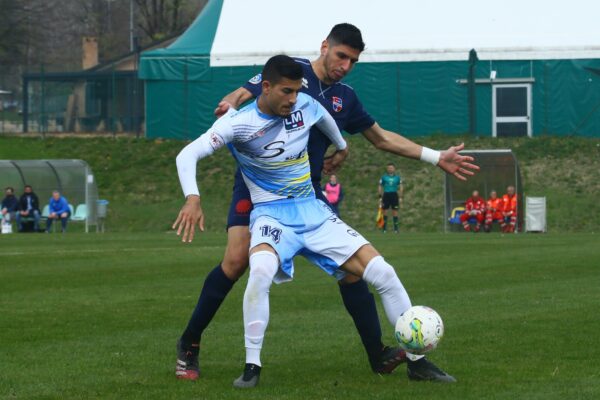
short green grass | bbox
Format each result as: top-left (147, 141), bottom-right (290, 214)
top-left (1, 232), bottom-right (599, 399)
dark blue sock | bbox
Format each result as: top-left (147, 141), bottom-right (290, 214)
top-left (339, 279), bottom-right (384, 364)
top-left (181, 264), bottom-right (236, 346)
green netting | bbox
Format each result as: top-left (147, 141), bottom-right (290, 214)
top-left (142, 58), bottom-right (600, 139)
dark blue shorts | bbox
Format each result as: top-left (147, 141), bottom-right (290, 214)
top-left (226, 169), bottom-right (330, 229)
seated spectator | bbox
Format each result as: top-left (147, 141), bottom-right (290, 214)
top-left (323, 174), bottom-right (344, 217)
top-left (1, 187), bottom-right (19, 227)
top-left (46, 191), bottom-right (71, 233)
top-left (460, 190), bottom-right (486, 232)
top-left (484, 190), bottom-right (505, 232)
top-left (501, 185), bottom-right (518, 233)
top-left (16, 185), bottom-right (41, 232)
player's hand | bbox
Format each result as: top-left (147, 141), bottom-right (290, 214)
top-left (323, 147), bottom-right (349, 175)
top-left (438, 143), bottom-right (479, 181)
top-left (214, 101), bottom-right (232, 118)
top-left (172, 195), bottom-right (205, 243)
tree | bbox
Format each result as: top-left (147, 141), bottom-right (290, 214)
top-left (134, 0), bottom-right (205, 41)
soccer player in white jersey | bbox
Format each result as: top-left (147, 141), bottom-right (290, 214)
top-left (174, 55), bottom-right (454, 389)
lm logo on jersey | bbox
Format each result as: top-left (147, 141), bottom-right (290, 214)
top-left (332, 96), bottom-right (343, 112)
top-left (284, 110), bottom-right (304, 132)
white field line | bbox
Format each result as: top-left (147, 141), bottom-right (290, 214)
top-left (2, 245), bottom-right (224, 257)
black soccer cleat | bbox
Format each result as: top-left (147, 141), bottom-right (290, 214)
top-left (175, 339), bottom-right (200, 380)
top-left (371, 346), bottom-right (408, 374)
top-left (407, 357), bottom-right (456, 383)
top-left (233, 363), bottom-right (261, 388)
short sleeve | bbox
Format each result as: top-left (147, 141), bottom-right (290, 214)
top-left (242, 73), bottom-right (263, 98)
top-left (343, 91), bottom-right (375, 134)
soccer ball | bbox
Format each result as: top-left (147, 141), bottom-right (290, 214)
top-left (395, 306), bottom-right (444, 355)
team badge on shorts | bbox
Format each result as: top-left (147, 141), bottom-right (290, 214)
top-left (332, 96), bottom-right (343, 112)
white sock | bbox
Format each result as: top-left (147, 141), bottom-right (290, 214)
top-left (244, 250), bottom-right (279, 367)
top-left (362, 256), bottom-right (424, 361)
top-left (362, 256), bottom-right (412, 325)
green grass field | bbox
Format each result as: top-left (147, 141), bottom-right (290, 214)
top-left (2, 231), bottom-right (599, 399)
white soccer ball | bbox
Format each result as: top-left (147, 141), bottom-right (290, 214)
top-left (395, 306), bottom-right (444, 355)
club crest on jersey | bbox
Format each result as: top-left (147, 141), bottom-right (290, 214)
top-left (249, 73), bottom-right (262, 85)
top-left (332, 96), bottom-right (343, 112)
top-left (284, 110), bottom-right (304, 132)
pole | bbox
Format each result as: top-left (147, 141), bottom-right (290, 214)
top-left (129, 0), bottom-right (134, 52)
top-left (40, 64), bottom-right (46, 138)
top-left (468, 49), bottom-right (478, 136)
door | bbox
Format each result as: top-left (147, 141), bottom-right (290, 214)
top-left (492, 84), bottom-right (531, 137)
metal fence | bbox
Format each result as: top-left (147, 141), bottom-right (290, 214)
top-left (1, 65), bottom-right (143, 136)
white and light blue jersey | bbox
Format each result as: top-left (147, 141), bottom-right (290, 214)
top-left (176, 92), bottom-right (346, 204)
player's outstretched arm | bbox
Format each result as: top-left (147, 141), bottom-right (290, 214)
top-left (214, 87), bottom-right (254, 118)
top-left (172, 195), bottom-right (205, 243)
top-left (437, 143), bottom-right (479, 181)
top-left (361, 123), bottom-right (479, 180)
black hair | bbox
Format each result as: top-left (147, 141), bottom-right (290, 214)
top-left (262, 55), bottom-right (303, 85)
top-left (24, 184), bottom-right (32, 189)
top-left (5, 187), bottom-right (14, 192)
top-left (387, 163), bottom-right (395, 167)
top-left (327, 23), bottom-right (365, 52)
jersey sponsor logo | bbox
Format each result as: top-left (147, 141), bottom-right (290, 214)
top-left (283, 110), bottom-right (305, 131)
top-left (302, 78), bottom-right (308, 89)
top-left (249, 73), bottom-right (262, 85)
top-left (332, 96), bottom-right (343, 112)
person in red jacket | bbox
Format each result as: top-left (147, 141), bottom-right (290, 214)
top-left (460, 190), bottom-right (486, 232)
top-left (501, 185), bottom-right (518, 233)
top-left (484, 190), bottom-right (504, 232)
top-left (323, 174), bottom-right (344, 217)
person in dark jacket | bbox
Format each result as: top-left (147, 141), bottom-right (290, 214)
top-left (1, 187), bottom-right (19, 227)
top-left (16, 185), bottom-right (41, 232)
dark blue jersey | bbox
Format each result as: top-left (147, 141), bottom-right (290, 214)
top-left (243, 58), bottom-right (375, 183)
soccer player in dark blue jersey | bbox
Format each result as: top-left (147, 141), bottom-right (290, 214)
top-left (175, 23), bottom-right (477, 383)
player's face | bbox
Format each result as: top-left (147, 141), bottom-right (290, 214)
top-left (490, 191), bottom-right (497, 199)
top-left (473, 190), bottom-right (479, 198)
top-left (263, 78), bottom-right (303, 117)
top-left (322, 42), bottom-right (361, 82)
top-left (507, 186), bottom-right (515, 195)
top-left (386, 165), bottom-right (395, 174)
top-left (330, 175), bottom-right (337, 184)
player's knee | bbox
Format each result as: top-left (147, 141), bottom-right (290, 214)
top-left (222, 247), bottom-right (250, 279)
top-left (363, 256), bottom-right (397, 287)
top-left (249, 251), bottom-right (278, 280)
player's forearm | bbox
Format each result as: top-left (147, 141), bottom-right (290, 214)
top-left (363, 124), bottom-right (440, 165)
top-left (175, 134), bottom-right (217, 197)
top-left (316, 112), bottom-right (347, 150)
top-left (222, 87), bottom-right (254, 109)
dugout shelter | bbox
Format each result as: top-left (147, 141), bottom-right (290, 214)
top-left (140, 0), bottom-right (600, 140)
top-left (0, 160), bottom-right (99, 232)
top-left (444, 150), bottom-right (523, 233)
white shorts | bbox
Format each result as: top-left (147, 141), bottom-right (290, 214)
top-left (249, 197), bottom-right (369, 283)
